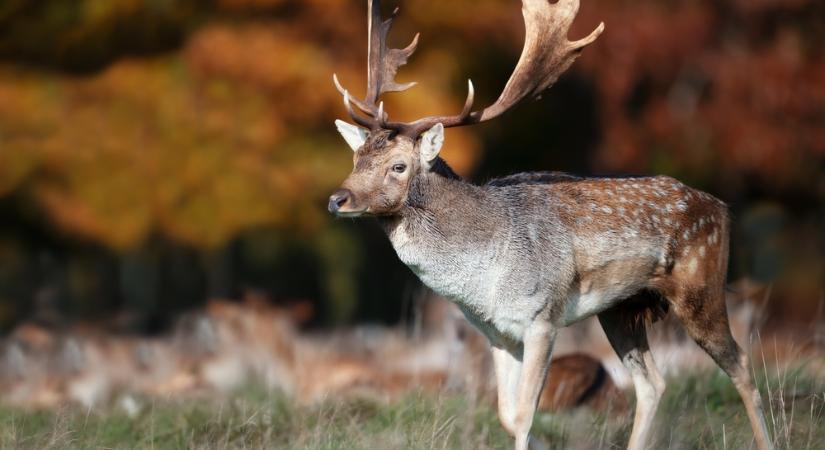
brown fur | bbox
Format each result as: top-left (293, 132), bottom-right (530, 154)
top-left (539, 353), bottom-right (628, 413)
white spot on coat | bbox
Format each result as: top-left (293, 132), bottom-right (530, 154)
top-left (687, 258), bottom-right (698, 275)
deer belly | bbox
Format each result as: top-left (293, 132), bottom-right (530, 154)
top-left (560, 289), bottom-right (620, 326)
top-left (560, 245), bottom-right (663, 326)
top-left (559, 276), bottom-right (648, 326)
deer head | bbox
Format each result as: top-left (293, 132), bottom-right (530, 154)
top-left (328, 0), bottom-right (604, 217)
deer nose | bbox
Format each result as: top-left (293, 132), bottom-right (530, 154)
top-left (328, 189), bottom-right (352, 214)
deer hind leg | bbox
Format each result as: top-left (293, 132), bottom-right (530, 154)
top-left (668, 283), bottom-right (774, 450)
top-left (598, 301), bottom-right (666, 450)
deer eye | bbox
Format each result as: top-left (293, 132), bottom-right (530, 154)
top-left (392, 163), bottom-right (407, 173)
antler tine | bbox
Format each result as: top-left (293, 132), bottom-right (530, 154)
top-left (342, 90), bottom-right (376, 129)
top-left (366, 0), bottom-right (419, 104)
top-left (398, 79), bottom-right (477, 136)
top-left (334, 73), bottom-right (376, 117)
top-left (377, 101), bottom-right (386, 127)
top-left (570, 21), bottom-right (605, 50)
top-left (460, 79), bottom-right (475, 119)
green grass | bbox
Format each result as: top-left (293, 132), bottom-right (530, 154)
top-left (1, 369), bottom-right (822, 449)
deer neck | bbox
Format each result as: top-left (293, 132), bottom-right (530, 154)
top-left (378, 162), bottom-right (503, 303)
top-left (380, 160), bottom-right (483, 250)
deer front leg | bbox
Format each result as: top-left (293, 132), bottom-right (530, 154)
top-left (492, 345), bottom-right (522, 436)
top-left (512, 320), bottom-right (557, 450)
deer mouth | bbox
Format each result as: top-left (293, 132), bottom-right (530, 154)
top-left (335, 210), bottom-right (366, 218)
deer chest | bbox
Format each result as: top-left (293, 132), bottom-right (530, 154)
top-left (390, 226), bottom-right (550, 345)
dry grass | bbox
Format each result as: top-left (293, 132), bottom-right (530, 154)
top-left (0, 365), bottom-right (822, 450)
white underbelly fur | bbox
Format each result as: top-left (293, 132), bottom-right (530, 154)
top-left (560, 289), bottom-right (621, 326)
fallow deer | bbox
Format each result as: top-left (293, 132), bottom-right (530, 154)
top-left (328, 1), bottom-right (773, 449)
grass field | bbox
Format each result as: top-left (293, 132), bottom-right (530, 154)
top-left (1, 368), bottom-right (822, 450)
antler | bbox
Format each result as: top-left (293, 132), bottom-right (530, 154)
top-left (334, 0), bottom-right (604, 136)
top-left (334, 0), bottom-right (418, 129)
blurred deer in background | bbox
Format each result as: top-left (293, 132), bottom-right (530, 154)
top-left (328, 1), bottom-right (773, 449)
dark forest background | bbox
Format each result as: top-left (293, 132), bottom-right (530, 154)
top-left (0, 0), bottom-right (822, 333)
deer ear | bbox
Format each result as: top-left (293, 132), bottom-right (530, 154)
top-left (419, 123), bottom-right (444, 166)
top-left (335, 120), bottom-right (368, 152)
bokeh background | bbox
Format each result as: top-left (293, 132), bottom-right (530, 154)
top-left (1, 3), bottom-right (824, 448)
top-left (1, 0), bottom-right (823, 332)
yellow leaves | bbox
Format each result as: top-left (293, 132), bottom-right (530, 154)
top-left (35, 166), bottom-right (153, 251)
top-left (215, 0), bottom-right (288, 11)
top-left (154, 146), bottom-right (280, 249)
top-left (0, 150), bottom-right (38, 197)
top-left (81, 0), bottom-right (142, 25)
top-left (0, 54), bottom-right (286, 250)
top-left (0, 77), bottom-right (45, 193)
top-left (186, 23), bottom-right (341, 125)
top-left (0, 72), bottom-right (58, 193)
top-left (0, 48), bottom-right (356, 250)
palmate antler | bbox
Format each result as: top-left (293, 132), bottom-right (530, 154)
top-left (334, 0), bottom-right (604, 137)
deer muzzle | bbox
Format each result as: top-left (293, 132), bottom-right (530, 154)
top-left (328, 188), bottom-right (361, 216)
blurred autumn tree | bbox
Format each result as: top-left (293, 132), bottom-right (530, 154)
top-left (0, 0), bottom-right (822, 330)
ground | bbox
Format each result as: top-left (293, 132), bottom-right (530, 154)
top-left (1, 369), bottom-right (822, 450)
